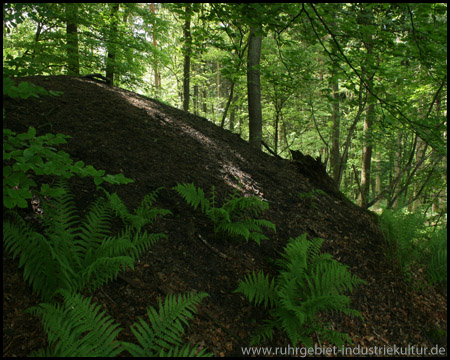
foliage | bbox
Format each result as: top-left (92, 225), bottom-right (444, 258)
top-left (4, 76), bottom-right (62, 99)
top-left (235, 234), bottom-right (365, 347)
top-left (174, 183), bottom-right (275, 244)
top-left (26, 291), bottom-right (123, 357)
top-left (298, 188), bottom-right (327, 200)
top-left (298, 189), bottom-right (327, 209)
top-left (122, 291), bottom-right (211, 357)
top-left (379, 209), bottom-right (447, 289)
top-left (3, 180), bottom-right (170, 302)
top-left (26, 290), bottom-right (211, 357)
top-left (379, 209), bottom-right (425, 278)
top-left (418, 227), bottom-right (447, 289)
top-left (3, 78), bottom-right (133, 209)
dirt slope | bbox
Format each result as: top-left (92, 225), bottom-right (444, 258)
top-left (3, 75), bottom-right (447, 356)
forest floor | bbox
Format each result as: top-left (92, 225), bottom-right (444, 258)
top-left (3, 75), bottom-right (447, 357)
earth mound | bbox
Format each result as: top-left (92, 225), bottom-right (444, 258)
top-left (3, 75), bottom-right (446, 356)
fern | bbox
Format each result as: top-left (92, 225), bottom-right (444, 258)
top-left (123, 292), bottom-right (210, 357)
top-left (174, 183), bottom-right (275, 244)
top-left (379, 209), bottom-right (425, 277)
top-left (419, 227), bottom-right (447, 289)
top-left (173, 183), bottom-right (210, 213)
top-left (27, 290), bottom-right (211, 357)
top-left (26, 290), bottom-right (122, 357)
top-left (3, 180), bottom-right (170, 301)
top-left (235, 234), bottom-right (366, 347)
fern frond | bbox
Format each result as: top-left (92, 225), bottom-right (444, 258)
top-left (174, 183), bottom-right (210, 213)
top-left (421, 228), bottom-right (447, 288)
top-left (249, 319), bottom-right (276, 345)
top-left (3, 216), bottom-right (75, 301)
top-left (93, 233), bottom-right (135, 259)
top-left (235, 271), bottom-right (276, 308)
top-left (223, 193), bottom-right (269, 218)
top-left (26, 291), bottom-right (122, 357)
top-left (42, 180), bottom-right (80, 238)
top-left (160, 343), bottom-right (213, 357)
top-left (78, 197), bottom-right (114, 252)
top-left (106, 189), bottom-right (171, 232)
top-left (130, 230), bottom-right (167, 260)
top-left (82, 256), bottom-right (135, 291)
top-left (216, 222), bottom-right (251, 241)
top-left (237, 233), bottom-right (366, 347)
top-left (123, 292), bottom-right (209, 356)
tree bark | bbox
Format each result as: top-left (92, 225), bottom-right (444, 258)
top-left (151, 3), bottom-right (160, 93)
top-left (359, 98), bottom-right (374, 207)
top-left (106, 3), bottom-right (120, 84)
top-left (247, 27), bottom-right (263, 150)
top-left (330, 76), bottom-right (341, 185)
top-left (65, 3), bottom-right (79, 75)
top-left (182, 4), bottom-right (192, 112)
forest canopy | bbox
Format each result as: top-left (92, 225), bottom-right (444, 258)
top-left (3, 3), bottom-right (447, 219)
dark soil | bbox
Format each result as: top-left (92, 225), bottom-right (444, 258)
top-left (3, 75), bottom-right (447, 357)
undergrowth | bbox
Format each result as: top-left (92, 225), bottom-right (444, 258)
top-left (3, 77), bottom-right (211, 356)
top-left (174, 183), bottom-right (276, 244)
top-left (26, 290), bottom-right (210, 357)
top-left (235, 234), bottom-right (366, 347)
top-left (379, 209), bottom-right (447, 290)
top-left (3, 180), bottom-right (170, 302)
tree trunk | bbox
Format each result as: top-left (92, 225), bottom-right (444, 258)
top-left (247, 27), bottom-right (263, 150)
top-left (182, 4), bottom-right (192, 112)
top-left (65, 3), bottom-right (79, 75)
top-left (330, 75), bottom-right (341, 185)
top-left (359, 98), bottom-right (375, 207)
top-left (221, 81), bottom-right (235, 128)
top-left (151, 3), bottom-right (160, 94)
top-left (106, 3), bottom-right (120, 84)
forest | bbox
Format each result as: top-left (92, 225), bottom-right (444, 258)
top-left (3, 3), bottom-right (447, 357)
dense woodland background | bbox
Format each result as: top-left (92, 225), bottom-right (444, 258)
top-left (3, 3), bottom-right (447, 219)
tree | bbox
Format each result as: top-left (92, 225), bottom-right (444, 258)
top-left (65, 3), bottom-right (79, 75)
top-left (105, 3), bottom-right (120, 84)
top-left (182, 3), bottom-right (192, 112)
top-left (247, 26), bottom-right (263, 150)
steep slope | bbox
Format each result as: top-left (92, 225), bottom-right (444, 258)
top-left (3, 75), bottom-right (446, 356)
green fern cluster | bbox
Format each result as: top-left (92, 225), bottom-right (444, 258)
top-left (174, 183), bottom-right (275, 244)
top-left (3, 180), bottom-right (171, 302)
top-left (379, 209), bottom-right (426, 276)
top-left (419, 227), bottom-right (447, 289)
top-left (26, 289), bottom-right (211, 357)
top-left (235, 234), bottom-right (366, 347)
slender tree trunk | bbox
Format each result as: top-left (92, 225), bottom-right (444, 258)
top-left (412, 136), bottom-right (426, 211)
top-left (247, 27), bottom-right (263, 150)
top-left (182, 4), bottom-right (192, 112)
top-left (330, 75), bottom-right (340, 185)
top-left (202, 86), bottom-right (207, 115)
top-left (373, 149), bottom-right (382, 210)
top-left (221, 81), bottom-right (235, 128)
top-left (391, 134), bottom-right (403, 208)
top-left (359, 98), bottom-right (375, 207)
top-left (151, 3), bottom-right (160, 94)
top-left (66, 3), bottom-right (79, 75)
top-left (106, 3), bottom-right (119, 84)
